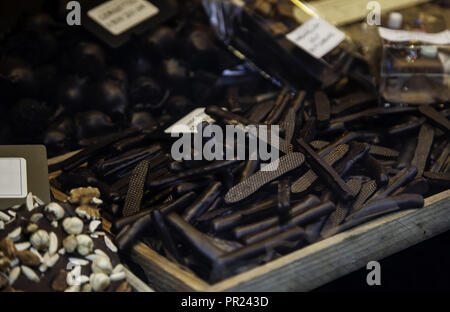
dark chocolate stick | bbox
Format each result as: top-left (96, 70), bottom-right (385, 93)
top-left (368, 167), bottom-right (418, 203)
top-left (297, 117), bottom-right (317, 143)
top-left (332, 92), bottom-right (377, 115)
top-left (50, 127), bottom-right (141, 172)
top-left (348, 194), bottom-right (424, 220)
top-left (182, 182), bottom-right (223, 223)
top-left (243, 201), bottom-right (335, 244)
top-left (238, 159), bottom-right (260, 183)
top-left (332, 107), bottom-right (417, 125)
top-left (206, 105), bottom-right (257, 126)
top-left (152, 210), bottom-right (184, 264)
top-left (396, 137), bottom-right (417, 170)
top-left (387, 117), bottom-right (425, 136)
top-left (212, 199), bottom-right (276, 232)
top-left (310, 140), bottom-right (330, 151)
top-left (423, 171), bottom-right (450, 188)
top-left (112, 133), bottom-right (151, 153)
top-left (411, 123), bottom-right (435, 177)
top-left (246, 99), bottom-right (275, 123)
top-left (392, 178), bottom-right (429, 196)
top-left (216, 226), bottom-right (306, 268)
top-left (324, 194), bottom-right (424, 238)
top-left (166, 213), bottom-right (224, 263)
top-left (98, 145), bottom-right (162, 177)
top-left (314, 91), bottom-right (331, 129)
top-left (322, 132), bottom-right (378, 156)
top-left (297, 139), bottom-right (355, 201)
top-left (111, 192), bottom-right (196, 233)
top-left (225, 153), bottom-right (305, 204)
top-left (418, 105), bottom-right (450, 132)
top-left (335, 142), bottom-right (370, 177)
top-left (346, 180), bottom-right (377, 217)
top-left (226, 87), bottom-right (242, 114)
top-left (369, 145), bottom-right (399, 159)
top-left (116, 215), bottom-right (153, 251)
top-left (265, 87), bottom-right (291, 125)
top-left (291, 144), bottom-right (349, 193)
top-left (363, 155), bottom-right (389, 186)
top-left (122, 160), bottom-right (149, 217)
top-left (431, 142), bottom-right (450, 173)
top-left (233, 195), bottom-right (320, 239)
top-left (147, 159), bottom-right (240, 188)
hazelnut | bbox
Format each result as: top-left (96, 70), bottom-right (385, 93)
top-left (62, 217), bottom-right (84, 235)
top-left (91, 256), bottom-right (113, 275)
top-left (0, 239), bottom-right (17, 258)
top-left (17, 250), bottom-right (41, 267)
top-left (90, 273), bottom-right (110, 292)
top-left (44, 203), bottom-right (65, 221)
top-left (30, 230), bottom-right (50, 251)
top-left (68, 187), bottom-right (101, 205)
top-left (0, 257), bottom-right (10, 271)
top-left (75, 206), bottom-right (100, 221)
top-left (51, 270), bottom-right (68, 292)
top-left (63, 235), bottom-right (78, 253)
top-left (76, 235), bottom-right (93, 256)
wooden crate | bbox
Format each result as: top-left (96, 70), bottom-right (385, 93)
top-left (48, 152), bottom-right (450, 291)
top-left (130, 190), bottom-right (450, 292)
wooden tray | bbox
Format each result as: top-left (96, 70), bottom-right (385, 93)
top-left (48, 152), bottom-right (450, 291)
top-left (130, 190), bottom-right (450, 292)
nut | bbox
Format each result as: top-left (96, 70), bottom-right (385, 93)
top-left (30, 230), bottom-right (50, 251)
top-left (25, 223), bottom-right (39, 234)
top-left (49, 232), bottom-right (58, 255)
top-left (62, 217), bottom-right (84, 235)
top-left (0, 239), bottom-right (17, 258)
top-left (30, 213), bottom-right (44, 223)
top-left (0, 257), bottom-right (10, 271)
top-left (91, 256), bottom-right (113, 275)
top-left (81, 283), bottom-right (92, 292)
top-left (21, 265), bottom-right (39, 282)
top-left (68, 187), bottom-right (101, 205)
top-left (44, 203), bottom-right (65, 221)
top-left (51, 270), bottom-right (68, 292)
top-left (63, 235), bottom-right (78, 253)
top-left (75, 205), bottom-right (100, 221)
top-left (7, 227), bottom-right (22, 242)
top-left (17, 250), bottom-right (41, 267)
top-left (90, 273), bottom-right (110, 292)
top-left (76, 235), bottom-right (93, 256)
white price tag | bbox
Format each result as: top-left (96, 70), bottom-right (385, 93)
top-left (165, 108), bottom-right (215, 134)
top-left (378, 27), bottom-right (450, 45)
top-left (88, 0), bottom-right (159, 36)
top-left (0, 158), bottom-right (27, 198)
top-left (286, 18), bottom-right (346, 59)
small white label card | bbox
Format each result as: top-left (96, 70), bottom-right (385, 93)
top-left (165, 108), bottom-right (216, 134)
top-left (0, 158), bottom-right (27, 198)
top-left (88, 0), bottom-right (160, 36)
top-left (286, 17), bottom-right (346, 59)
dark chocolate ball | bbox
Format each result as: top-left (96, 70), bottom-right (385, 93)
top-left (74, 42), bottom-right (106, 78)
top-left (93, 79), bottom-right (129, 121)
top-left (57, 75), bottom-right (88, 113)
top-left (75, 110), bottom-right (115, 140)
top-left (129, 76), bottom-right (163, 106)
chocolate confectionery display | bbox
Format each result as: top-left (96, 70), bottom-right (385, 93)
top-left (0, 0), bottom-right (449, 292)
